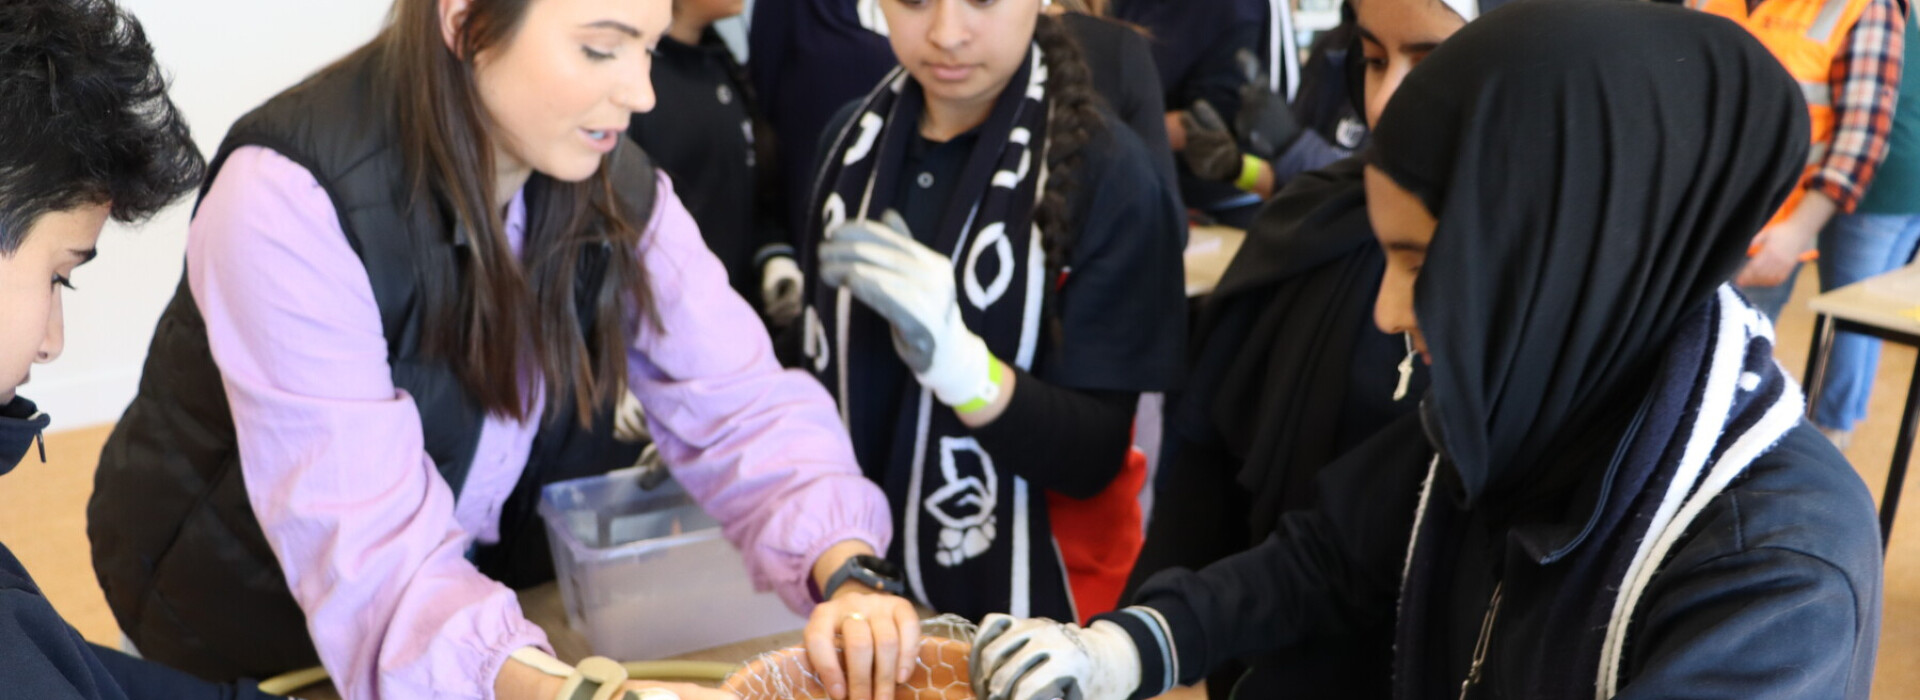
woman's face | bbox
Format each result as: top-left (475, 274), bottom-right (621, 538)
top-left (1365, 166), bottom-right (1436, 364)
top-left (1354, 0), bottom-right (1466, 127)
top-left (455, 0), bottom-right (672, 183)
top-left (881, 0), bottom-right (1040, 118)
top-left (0, 204), bottom-right (103, 404)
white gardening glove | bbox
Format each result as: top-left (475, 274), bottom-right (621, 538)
top-left (613, 390), bottom-right (649, 443)
top-left (969, 614), bottom-right (1142, 700)
top-left (818, 212), bottom-right (999, 410)
top-left (761, 255), bottom-right (805, 326)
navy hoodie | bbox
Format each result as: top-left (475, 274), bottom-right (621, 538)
top-left (0, 396), bottom-right (282, 700)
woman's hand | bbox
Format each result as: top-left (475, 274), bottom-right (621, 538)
top-left (803, 587), bottom-right (923, 700)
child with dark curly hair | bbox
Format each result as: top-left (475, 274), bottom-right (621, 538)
top-left (0, 1), bottom-right (279, 698)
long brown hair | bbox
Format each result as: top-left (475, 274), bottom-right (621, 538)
top-left (362, 0), bottom-right (653, 424)
top-left (1053, 0), bottom-right (1109, 15)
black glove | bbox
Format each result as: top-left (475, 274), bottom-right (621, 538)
top-left (1232, 48), bottom-right (1301, 161)
top-left (1179, 100), bottom-right (1245, 183)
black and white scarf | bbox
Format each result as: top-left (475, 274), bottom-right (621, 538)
top-left (1355, 3), bottom-right (1816, 695)
top-left (1392, 287), bottom-right (1807, 698)
top-left (799, 47), bottom-right (1069, 620)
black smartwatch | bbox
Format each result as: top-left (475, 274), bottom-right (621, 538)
top-left (823, 554), bottom-right (908, 599)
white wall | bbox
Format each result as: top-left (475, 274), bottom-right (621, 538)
top-left (33, 1), bottom-right (391, 429)
top-left (36, 0), bottom-right (766, 430)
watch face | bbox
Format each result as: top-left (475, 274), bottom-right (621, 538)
top-left (855, 554), bottom-right (903, 580)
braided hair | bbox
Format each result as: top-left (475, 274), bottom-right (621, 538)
top-left (1031, 13), bottom-right (1106, 294)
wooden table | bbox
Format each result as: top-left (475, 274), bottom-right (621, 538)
top-left (1184, 225), bottom-right (1247, 298)
top-left (1803, 263), bottom-right (1920, 548)
top-left (287, 583), bottom-right (803, 699)
top-left (285, 584), bottom-right (1205, 699)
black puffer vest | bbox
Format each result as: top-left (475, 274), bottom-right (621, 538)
top-left (86, 48), bottom-right (652, 681)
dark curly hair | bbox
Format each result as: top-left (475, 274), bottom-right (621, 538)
top-left (0, 0), bottom-right (204, 253)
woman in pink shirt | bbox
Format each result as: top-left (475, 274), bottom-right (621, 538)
top-left (86, 1), bottom-right (918, 699)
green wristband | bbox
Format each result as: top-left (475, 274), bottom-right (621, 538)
top-left (1234, 154), bottom-right (1263, 192)
top-left (955, 359), bottom-right (1006, 414)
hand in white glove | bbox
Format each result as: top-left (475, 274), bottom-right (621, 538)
top-left (969, 614), bottom-right (1142, 700)
top-left (818, 212), bottom-right (999, 410)
top-left (613, 390), bottom-right (649, 444)
top-left (761, 255), bottom-right (806, 327)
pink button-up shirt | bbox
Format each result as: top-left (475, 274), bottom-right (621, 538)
top-left (190, 146), bottom-right (889, 699)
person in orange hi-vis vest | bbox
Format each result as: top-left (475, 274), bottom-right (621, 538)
top-left (1687, 0), bottom-right (1906, 323)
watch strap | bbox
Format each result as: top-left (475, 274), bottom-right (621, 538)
top-left (559, 656), bottom-right (634, 700)
top-left (824, 555), bottom-right (908, 599)
top-left (511, 649), bottom-right (677, 700)
top-left (511, 646), bottom-right (575, 678)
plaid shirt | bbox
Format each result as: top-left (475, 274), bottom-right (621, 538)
top-left (1809, 0), bottom-right (1906, 212)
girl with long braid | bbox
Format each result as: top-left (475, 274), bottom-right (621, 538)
top-left (793, 0), bottom-right (1187, 675)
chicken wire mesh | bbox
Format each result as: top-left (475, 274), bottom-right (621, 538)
top-left (723, 615), bottom-right (978, 700)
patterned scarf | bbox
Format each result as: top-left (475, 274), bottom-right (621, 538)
top-left (1392, 288), bottom-right (1806, 698)
top-left (799, 47), bottom-right (1072, 620)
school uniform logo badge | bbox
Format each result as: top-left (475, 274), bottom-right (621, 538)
top-left (1337, 116), bottom-right (1368, 150)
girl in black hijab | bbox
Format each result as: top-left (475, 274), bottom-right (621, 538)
top-left (1127, 0), bottom-right (1473, 692)
top-left (970, 3), bottom-right (1883, 699)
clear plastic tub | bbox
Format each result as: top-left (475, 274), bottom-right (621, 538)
top-left (539, 467), bottom-right (806, 661)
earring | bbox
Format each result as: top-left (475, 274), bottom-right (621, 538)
top-left (1392, 333), bottom-right (1415, 401)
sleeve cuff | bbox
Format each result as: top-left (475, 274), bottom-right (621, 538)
top-left (476, 612), bottom-right (554, 698)
top-left (1093, 606), bottom-right (1178, 700)
top-left (754, 243), bottom-right (797, 267)
top-left (781, 526), bottom-right (890, 614)
top-left (1809, 172), bottom-right (1863, 214)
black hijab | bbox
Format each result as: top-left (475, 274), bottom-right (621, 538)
top-left (1175, 156), bottom-right (1405, 540)
top-left (1367, 0), bottom-right (1809, 507)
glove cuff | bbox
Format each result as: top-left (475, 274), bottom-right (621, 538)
top-left (1093, 607), bottom-right (1177, 700)
top-left (754, 243), bottom-right (798, 268)
top-left (919, 327), bottom-right (1000, 410)
top-left (1085, 620), bottom-right (1146, 700)
top-left (953, 358), bottom-right (1005, 414)
top-left (1233, 154), bottom-right (1264, 192)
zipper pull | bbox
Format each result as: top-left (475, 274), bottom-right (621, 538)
top-left (1457, 581), bottom-right (1504, 700)
top-left (1393, 333), bottom-right (1416, 402)
top-left (1459, 659), bottom-right (1486, 700)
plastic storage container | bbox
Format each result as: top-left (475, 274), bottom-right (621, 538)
top-left (539, 468), bottom-right (805, 661)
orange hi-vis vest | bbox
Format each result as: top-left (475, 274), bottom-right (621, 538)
top-left (1690, 0), bottom-right (1871, 225)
